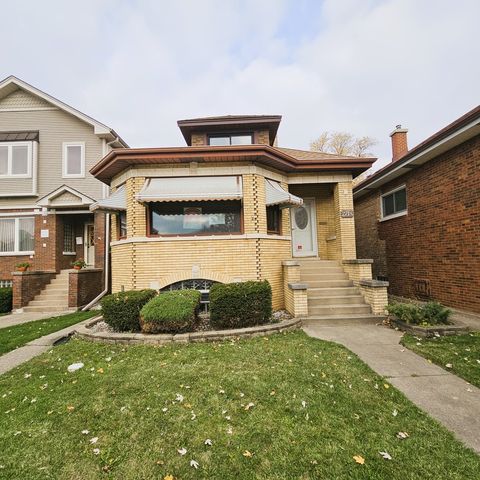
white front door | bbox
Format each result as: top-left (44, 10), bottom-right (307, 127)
top-left (84, 223), bottom-right (95, 266)
top-left (291, 198), bottom-right (318, 257)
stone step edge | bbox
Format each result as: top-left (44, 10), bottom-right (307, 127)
top-left (75, 317), bottom-right (302, 345)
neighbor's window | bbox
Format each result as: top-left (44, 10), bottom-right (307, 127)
top-left (0, 217), bottom-right (34, 254)
top-left (118, 211), bottom-right (127, 238)
top-left (266, 205), bottom-right (281, 234)
top-left (149, 201), bottom-right (242, 236)
top-left (381, 186), bottom-right (407, 219)
top-left (63, 142), bottom-right (85, 177)
top-left (208, 133), bottom-right (253, 146)
top-left (63, 223), bottom-right (75, 253)
top-left (0, 142), bottom-right (32, 177)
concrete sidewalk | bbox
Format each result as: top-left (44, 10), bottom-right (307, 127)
top-left (0, 310), bottom-right (72, 329)
top-left (0, 316), bottom-right (98, 376)
top-left (304, 322), bottom-right (480, 454)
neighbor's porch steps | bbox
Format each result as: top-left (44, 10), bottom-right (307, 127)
top-left (297, 258), bottom-right (385, 325)
top-left (22, 270), bottom-right (72, 313)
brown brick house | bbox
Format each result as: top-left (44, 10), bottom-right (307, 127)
top-left (90, 115), bottom-right (389, 319)
top-left (354, 106), bottom-right (480, 314)
top-left (0, 76), bottom-right (127, 312)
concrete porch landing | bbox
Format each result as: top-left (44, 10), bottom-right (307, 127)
top-left (303, 322), bottom-right (480, 454)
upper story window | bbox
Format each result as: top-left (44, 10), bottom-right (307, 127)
top-left (381, 185), bottom-right (407, 220)
top-left (63, 142), bottom-right (85, 178)
top-left (149, 201), bottom-right (242, 236)
top-left (0, 217), bottom-right (35, 255)
top-left (208, 133), bottom-right (253, 146)
top-left (0, 142), bottom-right (32, 178)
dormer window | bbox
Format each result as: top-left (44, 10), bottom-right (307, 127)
top-left (208, 133), bottom-right (253, 146)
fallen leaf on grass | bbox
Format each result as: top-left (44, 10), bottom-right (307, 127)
top-left (204, 439), bottom-right (213, 446)
top-left (243, 450), bottom-right (253, 458)
top-left (93, 448), bottom-right (100, 455)
top-left (353, 455), bottom-right (365, 465)
top-left (396, 431), bottom-right (409, 439)
top-left (97, 368), bottom-right (104, 374)
top-left (177, 448), bottom-right (187, 456)
top-left (81, 430), bottom-right (89, 435)
top-left (392, 409), bottom-right (398, 417)
top-left (67, 406), bottom-right (75, 412)
top-left (379, 451), bottom-right (392, 460)
top-left (445, 363), bottom-right (453, 369)
top-left (190, 459), bottom-right (199, 469)
top-left (244, 402), bottom-right (255, 411)
top-left (383, 384), bottom-right (390, 389)
top-left (89, 437), bottom-right (98, 444)
top-left (163, 475), bottom-right (174, 480)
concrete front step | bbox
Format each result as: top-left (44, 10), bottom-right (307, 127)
top-left (303, 315), bottom-right (386, 327)
top-left (305, 280), bottom-right (354, 288)
top-left (42, 286), bottom-right (68, 292)
top-left (300, 272), bottom-right (348, 281)
top-left (22, 306), bottom-right (71, 313)
top-left (308, 304), bottom-right (372, 315)
top-left (296, 259), bottom-right (339, 265)
top-left (307, 287), bottom-right (360, 297)
top-left (28, 300), bottom-right (69, 307)
top-left (308, 295), bottom-right (367, 306)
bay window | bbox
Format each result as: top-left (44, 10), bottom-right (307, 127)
top-left (0, 142), bottom-right (32, 177)
top-left (0, 217), bottom-right (35, 254)
top-left (266, 205), bottom-right (281, 234)
top-left (149, 201), bottom-right (242, 236)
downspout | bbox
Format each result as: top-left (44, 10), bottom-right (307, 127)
top-left (82, 136), bottom-right (118, 311)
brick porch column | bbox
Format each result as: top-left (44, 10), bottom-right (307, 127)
top-left (333, 182), bottom-right (357, 260)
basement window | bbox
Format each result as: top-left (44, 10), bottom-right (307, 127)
top-left (381, 186), bottom-right (407, 220)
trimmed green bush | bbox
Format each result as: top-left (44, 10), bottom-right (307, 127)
top-left (101, 289), bottom-right (157, 332)
top-left (209, 280), bottom-right (272, 330)
top-left (140, 290), bottom-right (201, 334)
top-left (387, 301), bottom-right (451, 326)
top-left (0, 287), bottom-right (13, 314)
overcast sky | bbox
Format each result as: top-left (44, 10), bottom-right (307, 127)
top-left (1, 0), bottom-right (479, 169)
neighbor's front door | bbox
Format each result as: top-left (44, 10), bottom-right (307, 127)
top-left (291, 198), bottom-right (318, 257)
top-left (84, 223), bottom-right (95, 266)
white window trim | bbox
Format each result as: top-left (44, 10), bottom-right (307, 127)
top-left (380, 185), bottom-right (408, 221)
top-left (0, 141), bottom-right (33, 178)
top-left (62, 142), bottom-right (85, 178)
top-left (0, 216), bottom-right (35, 255)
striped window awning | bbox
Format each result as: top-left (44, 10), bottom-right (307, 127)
top-left (265, 179), bottom-right (303, 207)
top-left (90, 185), bottom-right (126, 212)
top-left (136, 176), bottom-right (243, 202)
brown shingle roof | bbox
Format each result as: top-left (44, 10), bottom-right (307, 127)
top-left (276, 147), bottom-right (362, 162)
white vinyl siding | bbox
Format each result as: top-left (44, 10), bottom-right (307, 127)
top-left (63, 142), bottom-right (85, 178)
top-left (0, 142), bottom-right (32, 177)
top-left (0, 216), bottom-right (34, 255)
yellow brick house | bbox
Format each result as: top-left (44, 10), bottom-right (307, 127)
top-left (90, 116), bottom-right (388, 320)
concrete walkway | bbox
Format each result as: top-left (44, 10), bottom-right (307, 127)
top-left (0, 310), bottom-right (72, 329)
top-left (304, 322), bottom-right (480, 454)
top-left (0, 316), bottom-right (98, 376)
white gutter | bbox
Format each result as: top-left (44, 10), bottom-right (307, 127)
top-left (82, 212), bottom-right (110, 311)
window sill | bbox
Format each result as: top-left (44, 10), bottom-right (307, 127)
top-left (379, 210), bottom-right (408, 222)
top-left (63, 252), bottom-right (77, 256)
top-left (0, 251), bottom-right (34, 256)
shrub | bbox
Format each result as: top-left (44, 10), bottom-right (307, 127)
top-left (140, 290), bottom-right (201, 334)
top-left (101, 289), bottom-right (157, 332)
top-left (209, 280), bottom-right (272, 330)
top-left (387, 301), bottom-right (451, 326)
top-left (0, 287), bottom-right (12, 314)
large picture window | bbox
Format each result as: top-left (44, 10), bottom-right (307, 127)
top-left (149, 201), bottom-right (242, 236)
top-left (0, 217), bottom-right (34, 254)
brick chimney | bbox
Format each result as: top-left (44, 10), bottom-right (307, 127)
top-left (390, 125), bottom-right (408, 162)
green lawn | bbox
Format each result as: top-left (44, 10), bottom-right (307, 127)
top-left (0, 311), bottom-right (97, 355)
top-left (402, 332), bottom-right (480, 388)
top-left (0, 332), bottom-right (478, 479)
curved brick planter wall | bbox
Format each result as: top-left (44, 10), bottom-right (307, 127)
top-left (75, 317), bottom-right (301, 345)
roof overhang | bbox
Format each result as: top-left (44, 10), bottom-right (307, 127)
top-left (90, 145), bottom-right (374, 185)
top-left (354, 105), bottom-right (480, 199)
top-left (90, 185), bottom-right (126, 212)
top-left (177, 115), bottom-right (282, 146)
top-left (0, 76), bottom-right (128, 147)
top-left (36, 185), bottom-right (96, 208)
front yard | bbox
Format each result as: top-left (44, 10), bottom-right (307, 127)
top-left (402, 332), bottom-right (480, 388)
top-left (0, 311), bottom-right (97, 355)
top-left (0, 331), bottom-right (479, 479)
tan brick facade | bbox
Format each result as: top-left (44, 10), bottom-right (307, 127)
top-left (110, 164), bottom-right (360, 312)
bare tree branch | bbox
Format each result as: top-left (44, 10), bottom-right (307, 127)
top-left (310, 131), bottom-right (377, 157)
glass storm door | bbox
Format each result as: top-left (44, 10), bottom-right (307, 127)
top-left (84, 223), bottom-right (95, 266)
top-left (291, 198), bottom-right (318, 257)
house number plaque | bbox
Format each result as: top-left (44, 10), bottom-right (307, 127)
top-left (340, 209), bottom-right (354, 218)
